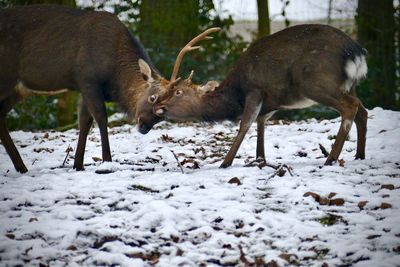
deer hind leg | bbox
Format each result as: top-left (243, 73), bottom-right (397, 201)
top-left (353, 102), bottom-right (367, 160)
top-left (220, 93), bottom-right (262, 168)
top-left (349, 87), bottom-right (367, 160)
top-left (73, 97), bottom-right (94, 171)
top-left (325, 94), bottom-right (360, 165)
top-left (256, 112), bottom-right (276, 162)
top-left (0, 92), bottom-right (27, 173)
top-left (256, 115), bottom-right (267, 161)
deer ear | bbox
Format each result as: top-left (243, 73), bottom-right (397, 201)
top-left (138, 59), bottom-right (153, 82)
top-left (198, 81), bottom-right (219, 94)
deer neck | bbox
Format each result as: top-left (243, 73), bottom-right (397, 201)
top-left (199, 77), bottom-right (244, 122)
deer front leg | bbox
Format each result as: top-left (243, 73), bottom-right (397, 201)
top-left (256, 115), bottom-right (267, 162)
top-left (0, 92), bottom-right (27, 173)
top-left (76, 84), bottom-right (112, 170)
top-left (220, 94), bottom-right (262, 168)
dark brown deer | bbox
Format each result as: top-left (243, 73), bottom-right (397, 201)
top-left (0, 4), bottom-right (209, 173)
top-left (149, 24), bottom-right (368, 168)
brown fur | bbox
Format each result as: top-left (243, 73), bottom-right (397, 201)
top-left (152, 24), bottom-right (368, 168)
top-left (0, 5), bottom-right (161, 173)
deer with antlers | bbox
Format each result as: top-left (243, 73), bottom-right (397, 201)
top-left (135, 27), bottom-right (221, 133)
top-left (0, 4), bottom-right (218, 173)
top-left (144, 24), bottom-right (368, 168)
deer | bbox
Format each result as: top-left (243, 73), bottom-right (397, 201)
top-left (144, 24), bottom-right (368, 168)
top-left (0, 4), bottom-right (216, 173)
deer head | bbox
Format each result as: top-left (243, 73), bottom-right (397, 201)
top-left (135, 27), bottom-right (220, 133)
top-left (152, 75), bottom-right (219, 120)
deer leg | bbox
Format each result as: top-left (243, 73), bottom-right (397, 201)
top-left (80, 87), bottom-right (112, 164)
top-left (0, 92), bottom-right (27, 173)
top-left (349, 86), bottom-right (367, 160)
top-left (73, 98), bottom-right (94, 171)
top-left (354, 102), bottom-right (367, 160)
top-left (256, 115), bottom-right (267, 162)
top-left (325, 94), bottom-right (359, 165)
top-left (220, 94), bottom-right (262, 168)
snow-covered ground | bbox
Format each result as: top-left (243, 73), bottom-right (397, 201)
top-left (0, 107), bottom-right (399, 266)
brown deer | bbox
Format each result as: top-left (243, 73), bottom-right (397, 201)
top-left (0, 4), bottom-right (215, 173)
top-left (148, 24), bottom-right (368, 168)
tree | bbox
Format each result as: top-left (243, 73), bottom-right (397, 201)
top-left (257, 0), bottom-right (270, 39)
top-left (138, 0), bottom-right (200, 50)
top-left (133, 0), bottom-right (247, 82)
top-left (356, 0), bottom-right (399, 110)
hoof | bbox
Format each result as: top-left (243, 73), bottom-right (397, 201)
top-left (219, 162), bottom-right (231, 168)
top-left (324, 159), bottom-right (335, 166)
top-left (355, 154), bottom-right (365, 160)
top-left (73, 165), bottom-right (84, 171)
top-left (17, 166), bottom-right (28, 173)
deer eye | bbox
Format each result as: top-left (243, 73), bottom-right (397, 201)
top-left (175, 89), bottom-right (183, 96)
top-left (148, 94), bottom-right (158, 104)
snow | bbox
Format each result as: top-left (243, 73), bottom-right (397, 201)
top-left (0, 107), bottom-right (399, 266)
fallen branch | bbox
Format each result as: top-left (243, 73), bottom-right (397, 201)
top-left (245, 158), bottom-right (294, 178)
top-left (62, 145), bottom-right (73, 167)
top-left (170, 150), bottom-right (184, 174)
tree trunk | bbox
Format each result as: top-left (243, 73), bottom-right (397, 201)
top-left (257, 0), bottom-right (270, 39)
top-left (138, 0), bottom-right (200, 48)
top-left (357, 0), bottom-right (398, 110)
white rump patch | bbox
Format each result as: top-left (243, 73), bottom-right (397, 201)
top-left (280, 98), bottom-right (316, 110)
top-left (344, 55), bottom-right (367, 92)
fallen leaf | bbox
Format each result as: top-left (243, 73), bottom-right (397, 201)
top-left (380, 202), bottom-right (392, 209)
top-left (329, 198), bottom-right (345, 206)
top-left (228, 177), bottom-right (241, 185)
top-left (92, 156), bottom-right (102, 162)
top-left (338, 159), bottom-right (345, 167)
top-left (303, 192), bottom-right (320, 202)
top-left (366, 234), bottom-right (381, 240)
top-left (5, 233), bottom-right (15, 239)
top-left (67, 245), bottom-right (77, 251)
top-left (279, 253), bottom-right (299, 265)
top-left (266, 260), bottom-right (279, 267)
top-left (381, 184), bottom-right (395, 190)
top-left (358, 201), bottom-right (368, 210)
top-left (319, 197), bottom-right (330, 205)
top-left (328, 192), bottom-right (337, 199)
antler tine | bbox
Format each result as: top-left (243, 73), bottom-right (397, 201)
top-left (170, 27), bottom-right (221, 83)
top-left (187, 70), bottom-right (194, 83)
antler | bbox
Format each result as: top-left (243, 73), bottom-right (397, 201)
top-left (170, 27), bottom-right (221, 82)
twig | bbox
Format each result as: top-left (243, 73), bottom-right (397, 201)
top-left (319, 143), bottom-right (329, 157)
top-left (170, 150), bottom-right (184, 174)
top-left (244, 158), bottom-right (280, 170)
top-left (245, 158), bottom-right (294, 178)
top-left (62, 145), bottom-right (72, 167)
top-left (268, 164), bottom-right (294, 178)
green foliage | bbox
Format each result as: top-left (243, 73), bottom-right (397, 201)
top-left (130, 0), bottom-right (248, 83)
top-left (8, 96), bottom-right (58, 130)
top-left (274, 105), bottom-right (339, 121)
